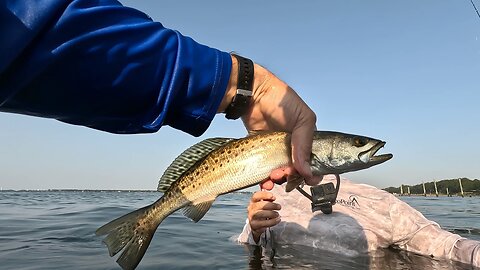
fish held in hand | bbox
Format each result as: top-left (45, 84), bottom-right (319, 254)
top-left (96, 131), bottom-right (392, 269)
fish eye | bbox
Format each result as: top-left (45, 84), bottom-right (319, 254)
top-left (353, 137), bottom-right (369, 147)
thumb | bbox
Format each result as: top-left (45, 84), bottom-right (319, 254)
top-left (291, 124), bottom-right (314, 180)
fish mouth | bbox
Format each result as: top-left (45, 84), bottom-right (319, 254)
top-left (359, 141), bottom-right (393, 165)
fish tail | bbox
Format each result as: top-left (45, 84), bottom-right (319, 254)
top-left (96, 204), bottom-right (166, 270)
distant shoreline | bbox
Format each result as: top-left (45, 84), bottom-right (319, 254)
top-left (394, 193), bottom-right (479, 197)
top-left (384, 177), bottom-right (480, 197)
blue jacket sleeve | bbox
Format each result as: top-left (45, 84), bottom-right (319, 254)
top-left (0, 0), bottom-right (232, 136)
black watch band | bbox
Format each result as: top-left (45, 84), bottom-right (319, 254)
top-left (225, 54), bottom-right (254, 120)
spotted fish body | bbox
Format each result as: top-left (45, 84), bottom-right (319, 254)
top-left (168, 132), bottom-right (291, 205)
top-left (96, 131), bottom-right (392, 269)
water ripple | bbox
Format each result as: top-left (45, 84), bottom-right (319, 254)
top-left (0, 191), bottom-right (478, 269)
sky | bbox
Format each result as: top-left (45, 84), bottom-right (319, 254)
top-left (1, 0), bottom-right (480, 190)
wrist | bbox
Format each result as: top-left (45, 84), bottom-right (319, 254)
top-left (218, 55), bottom-right (271, 116)
top-left (218, 54), bottom-right (238, 113)
top-left (250, 64), bottom-right (271, 101)
top-left (251, 229), bottom-right (263, 243)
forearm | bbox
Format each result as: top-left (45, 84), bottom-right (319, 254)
top-left (0, 0), bottom-right (231, 136)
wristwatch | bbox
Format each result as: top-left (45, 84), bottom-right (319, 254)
top-left (225, 54), bottom-right (254, 120)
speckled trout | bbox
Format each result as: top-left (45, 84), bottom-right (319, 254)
top-left (96, 131), bottom-right (392, 269)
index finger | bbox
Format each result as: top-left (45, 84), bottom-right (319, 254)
top-left (251, 191), bottom-right (276, 203)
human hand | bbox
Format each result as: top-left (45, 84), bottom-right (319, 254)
top-left (244, 63), bottom-right (317, 182)
top-left (219, 55), bottom-right (317, 187)
top-left (248, 190), bottom-right (282, 243)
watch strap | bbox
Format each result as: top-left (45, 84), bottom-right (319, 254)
top-left (225, 54), bottom-right (254, 120)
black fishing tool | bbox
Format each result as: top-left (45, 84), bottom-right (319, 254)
top-left (296, 174), bottom-right (341, 214)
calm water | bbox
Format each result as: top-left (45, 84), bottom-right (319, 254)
top-left (0, 191), bottom-right (479, 270)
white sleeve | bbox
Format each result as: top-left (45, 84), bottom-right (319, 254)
top-left (236, 218), bottom-right (270, 246)
top-left (389, 198), bottom-right (480, 267)
top-left (452, 238), bottom-right (480, 267)
top-left (398, 223), bottom-right (480, 267)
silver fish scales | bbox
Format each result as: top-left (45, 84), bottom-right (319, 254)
top-left (96, 131), bottom-right (392, 269)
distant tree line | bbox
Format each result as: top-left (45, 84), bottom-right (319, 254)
top-left (383, 178), bottom-right (480, 195)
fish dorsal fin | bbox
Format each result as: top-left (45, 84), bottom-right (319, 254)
top-left (247, 130), bottom-right (271, 136)
top-left (183, 198), bottom-right (216, 222)
top-left (157, 138), bottom-right (235, 192)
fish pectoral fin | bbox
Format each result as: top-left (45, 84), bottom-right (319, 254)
top-left (285, 175), bottom-right (305, 192)
top-left (182, 198), bottom-right (216, 223)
